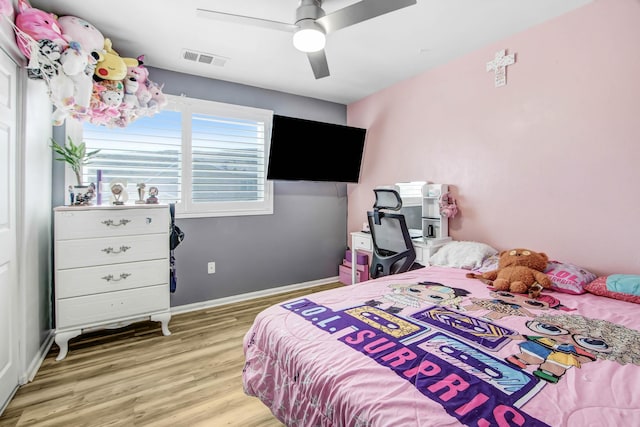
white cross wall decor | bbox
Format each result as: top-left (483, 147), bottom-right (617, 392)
top-left (486, 49), bottom-right (516, 88)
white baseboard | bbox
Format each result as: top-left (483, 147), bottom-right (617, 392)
top-left (171, 276), bottom-right (340, 315)
top-left (3, 324), bottom-right (47, 413)
top-left (0, 387), bottom-right (17, 417)
top-left (20, 330), bottom-right (54, 384)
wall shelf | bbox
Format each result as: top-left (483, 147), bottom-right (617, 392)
top-left (422, 183), bottom-right (448, 240)
top-left (391, 181), bottom-right (451, 240)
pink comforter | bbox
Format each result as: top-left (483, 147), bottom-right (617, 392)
top-left (243, 266), bottom-right (640, 426)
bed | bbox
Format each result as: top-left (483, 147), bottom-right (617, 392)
top-left (242, 257), bottom-right (640, 426)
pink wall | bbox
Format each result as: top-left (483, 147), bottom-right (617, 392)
top-left (347, 0), bottom-right (640, 276)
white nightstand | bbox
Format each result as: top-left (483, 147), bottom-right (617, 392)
top-left (350, 231), bottom-right (451, 284)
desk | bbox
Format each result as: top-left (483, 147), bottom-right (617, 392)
top-left (350, 231), bottom-right (451, 285)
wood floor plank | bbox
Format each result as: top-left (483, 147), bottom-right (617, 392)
top-left (0, 282), bottom-right (343, 426)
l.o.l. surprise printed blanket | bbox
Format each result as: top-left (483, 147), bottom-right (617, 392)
top-left (242, 266), bottom-right (640, 427)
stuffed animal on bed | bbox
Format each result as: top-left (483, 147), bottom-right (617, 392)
top-left (466, 248), bottom-right (552, 297)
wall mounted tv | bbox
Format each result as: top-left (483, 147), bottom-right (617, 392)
top-left (267, 115), bottom-right (367, 183)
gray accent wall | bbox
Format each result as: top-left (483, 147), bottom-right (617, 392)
top-left (173, 181), bottom-right (348, 306)
top-left (53, 68), bottom-right (350, 307)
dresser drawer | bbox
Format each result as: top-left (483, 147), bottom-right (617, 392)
top-left (56, 285), bottom-right (169, 329)
top-left (353, 233), bottom-right (373, 251)
top-left (56, 259), bottom-right (168, 299)
top-left (55, 206), bottom-right (169, 240)
top-left (56, 233), bottom-right (169, 270)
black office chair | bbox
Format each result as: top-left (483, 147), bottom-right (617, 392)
top-left (367, 188), bottom-right (417, 279)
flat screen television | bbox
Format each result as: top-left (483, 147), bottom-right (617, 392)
top-left (267, 115), bottom-right (367, 183)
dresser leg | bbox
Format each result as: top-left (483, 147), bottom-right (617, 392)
top-left (151, 312), bottom-right (172, 336)
top-left (54, 330), bottom-right (81, 361)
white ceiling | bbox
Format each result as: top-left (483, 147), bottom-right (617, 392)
top-left (29, 0), bottom-right (593, 105)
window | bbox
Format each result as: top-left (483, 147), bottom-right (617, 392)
top-left (394, 181), bottom-right (426, 206)
top-left (72, 95), bottom-right (273, 218)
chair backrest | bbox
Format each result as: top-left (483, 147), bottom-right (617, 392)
top-left (367, 189), bottom-right (416, 279)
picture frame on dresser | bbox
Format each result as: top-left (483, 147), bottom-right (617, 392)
top-left (53, 204), bottom-right (172, 361)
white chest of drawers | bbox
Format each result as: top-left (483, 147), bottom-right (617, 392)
top-left (53, 204), bottom-right (172, 361)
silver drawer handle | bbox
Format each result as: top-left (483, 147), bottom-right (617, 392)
top-left (101, 273), bottom-right (131, 282)
top-left (101, 245), bottom-right (131, 254)
top-left (101, 219), bottom-right (132, 227)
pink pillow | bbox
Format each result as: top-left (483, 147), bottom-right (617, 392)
top-left (544, 260), bottom-right (596, 294)
top-left (584, 276), bottom-right (640, 304)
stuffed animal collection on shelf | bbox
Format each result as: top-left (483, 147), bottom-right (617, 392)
top-left (3, 0), bottom-right (167, 128)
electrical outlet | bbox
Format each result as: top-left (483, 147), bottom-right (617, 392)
top-left (207, 261), bottom-right (216, 274)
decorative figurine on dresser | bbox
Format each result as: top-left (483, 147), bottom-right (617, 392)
top-left (53, 204), bottom-right (172, 361)
top-left (109, 181), bottom-right (127, 205)
top-left (146, 186), bottom-right (159, 204)
top-left (136, 182), bottom-right (146, 204)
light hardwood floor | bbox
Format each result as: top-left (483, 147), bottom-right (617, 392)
top-left (0, 282), bottom-right (344, 427)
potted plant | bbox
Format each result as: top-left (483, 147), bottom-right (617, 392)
top-left (51, 137), bottom-right (101, 205)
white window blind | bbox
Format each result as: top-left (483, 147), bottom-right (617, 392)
top-left (191, 112), bottom-right (267, 203)
top-left (78, 95), bottom-right (273, 217)
top-left (83, 110), bottom-right (183, 204)
top-left (394, 181), bottom-right (426, 206)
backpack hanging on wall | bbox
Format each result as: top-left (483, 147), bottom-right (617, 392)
top-left (169, 203), bottom-right (184, 292)
top-left (170, 203), bottom-right (184, 250)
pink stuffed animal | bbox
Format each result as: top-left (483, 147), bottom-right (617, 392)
top-left (0, 0), bottom-right (14, 19)
top-left (147, 81), bottom-right (167, 113)
top-left (126, 55), bottom-right (152, 108)
top-left (57, 15), bottom-right (104, 78)
top-left (57, 15), bottom-right (104, 59)
top-left (87, 82), bottom-right (120, 126)
top-left (15, 0), bottom-right (66, 59)
top-left (126, 55), bottom-right (149, 84)
top-left (137, 85), bottom-right (152, 109)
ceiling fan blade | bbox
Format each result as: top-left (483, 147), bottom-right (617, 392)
top-left (196, 8), bottom-right (297, 33)
top-left (307, 50), bottom-right (330, 79)
top-left (317, 0), bottom-right (417, 34)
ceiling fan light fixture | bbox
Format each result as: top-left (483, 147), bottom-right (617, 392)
top-left (293, 19), bottom-right (326, 53)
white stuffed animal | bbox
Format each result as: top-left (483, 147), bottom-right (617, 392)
top-left (58, 42), bottom-right (93, 108)
top-left (122, 76), bottom-right (140, 109)
top-left (48, 42), bottom-right (96, 125)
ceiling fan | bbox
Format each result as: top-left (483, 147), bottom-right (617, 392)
top-left (196, 0), bottom-right (417, 79)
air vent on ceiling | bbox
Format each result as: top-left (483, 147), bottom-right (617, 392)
top-left (181, 49), bottom-right (228, 67)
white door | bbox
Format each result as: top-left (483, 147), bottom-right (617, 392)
top-left (0, 48), bottom-right (19, 412)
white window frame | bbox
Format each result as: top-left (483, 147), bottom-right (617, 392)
top-left (67, 95), bottom-right (274, 218)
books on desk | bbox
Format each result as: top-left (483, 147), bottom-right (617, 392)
top-left (409, 228), bottom-right (423, 239)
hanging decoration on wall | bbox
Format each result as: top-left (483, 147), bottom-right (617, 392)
top-left (439, 191), bottom-right (458, 219)
top-left (486, 49), bottom-right (516, 88)
top-left (3, 0), bottom-right (167, 128)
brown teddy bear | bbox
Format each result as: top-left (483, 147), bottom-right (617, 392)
top-left (466, 248), bottom-right (552, 297)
